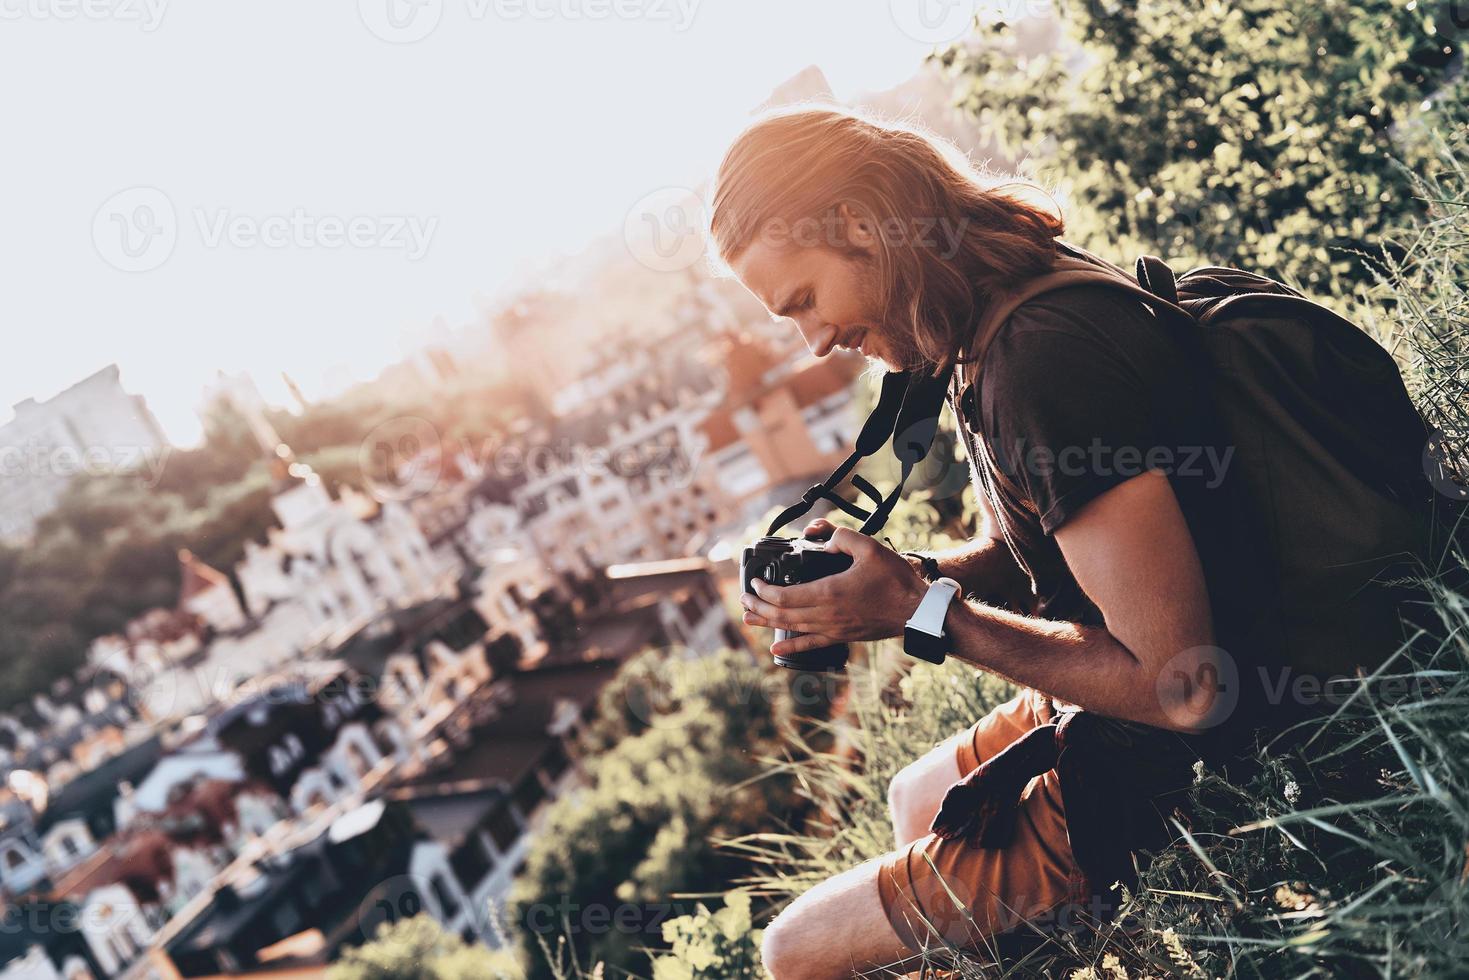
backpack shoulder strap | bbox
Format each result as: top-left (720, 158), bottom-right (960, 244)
top-left (960, 254), bottom-right (1190, 383)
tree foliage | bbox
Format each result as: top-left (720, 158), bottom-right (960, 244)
top-left (649, 891), bottom-right (765, 980)
top-left (328, 915), bottom-right (516, 980)
top-left (0, 374), bottom-right (533, 710)
top-left (940, 0), bottom-right (1467, 289)
top-left (505, 649), bottom-right (803, 980)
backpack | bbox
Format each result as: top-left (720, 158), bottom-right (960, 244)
top-left (950, 244), bottom-right (1464, 679)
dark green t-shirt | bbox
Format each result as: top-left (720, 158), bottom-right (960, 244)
top-left (956, 282), bottom-right (1275, 732)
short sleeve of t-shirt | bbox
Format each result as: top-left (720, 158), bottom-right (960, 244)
top-left (977, 284), bottom-right (1187, 534)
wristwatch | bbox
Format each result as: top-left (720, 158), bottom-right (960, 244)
top-left (903, 576), bottom-right (962, 665)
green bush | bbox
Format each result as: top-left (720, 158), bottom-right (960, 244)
top-left (504, 649), bottom-right (804, 980)
top-left (939, 0), bottom-right (1467, 292)
top-left (650, 891), bottom-right (765, 980)
top-left (328, 915), bottom-right (517, 980)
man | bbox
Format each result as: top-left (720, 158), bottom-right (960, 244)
top-left (707, 105), bottom-right (1305, 979)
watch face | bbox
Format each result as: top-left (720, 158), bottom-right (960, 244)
top-left (903, 626), bottom-right (949, 665)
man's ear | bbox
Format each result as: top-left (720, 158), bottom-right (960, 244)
top-left (837, 202), bottom-right (878, 252)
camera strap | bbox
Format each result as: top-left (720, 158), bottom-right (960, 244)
top-left (765, 366), bottom-right (953, 538)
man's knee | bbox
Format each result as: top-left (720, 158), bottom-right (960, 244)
top-left (887, 766), bottom-right (918, 838)
top-left (888, 753), bottom-right (950, 844)
top-left (760, 906), bottom-right (812, 980)
top-left (886, 766), bottom-right (909, 814)
top-left (761, 859), bottom-right (916, 980)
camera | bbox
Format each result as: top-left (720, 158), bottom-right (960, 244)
top-left (740, 535), bottom-right (853, 671)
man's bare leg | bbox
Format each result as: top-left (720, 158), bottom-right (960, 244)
top-left (760, 857), bottom-right (917, 980)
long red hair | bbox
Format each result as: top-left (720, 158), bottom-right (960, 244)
top-left (710, 104), bottom-right (1064, 374)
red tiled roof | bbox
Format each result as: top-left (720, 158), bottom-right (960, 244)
top-left (699, 345), bottom-right (859, 454)
top-left (701, 409), bottom-right (740, 454)
top-left (178, 549), bottom-right (231, 602)
top-left (720, 331), bottom-right (783, 394)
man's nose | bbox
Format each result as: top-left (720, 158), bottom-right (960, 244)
top-left (794, 317), bottom-right (837, 357)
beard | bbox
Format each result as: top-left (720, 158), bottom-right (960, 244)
top-left (874, 325), bottom-right (928, 373)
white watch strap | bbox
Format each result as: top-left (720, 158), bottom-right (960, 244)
top-left (905, 577), bottom-right (961, 637)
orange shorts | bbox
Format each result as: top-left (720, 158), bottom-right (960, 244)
top-left (876, 690), bottom-right (1090, 953)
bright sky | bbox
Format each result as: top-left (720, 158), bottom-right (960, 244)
top-left (0, 0), bottom-right (967, 445)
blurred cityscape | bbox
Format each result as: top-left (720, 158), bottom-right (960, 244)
top-left (0, 54), bottom-right (1017, 980)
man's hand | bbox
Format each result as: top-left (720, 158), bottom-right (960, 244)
top-left (740, 526), bottom-right (928, 659)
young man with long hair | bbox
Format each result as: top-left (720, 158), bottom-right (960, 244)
top-left (708, 105), bottom-right (1350, 978)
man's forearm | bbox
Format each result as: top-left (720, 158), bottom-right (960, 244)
top-left (915, 536), bottom-right (1033, 612)
top-left (942, 599), bottom-right (1187, 732)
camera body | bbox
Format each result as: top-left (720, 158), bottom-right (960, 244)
top-left (740, 535), bottom-right (853, 671)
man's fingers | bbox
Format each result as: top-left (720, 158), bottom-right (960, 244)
top-left (771, 632), bottom-right (843, 658)
top-left (824, 526), bottom-right (874, 558)
top-left (750, 578), bottom-right (829, 608)
top-left (745, 610), bottom-right (819, 634)
top-left (803, 518), bottom-right (836, 541)
top-left (743, 591), bottom-right (795, 622)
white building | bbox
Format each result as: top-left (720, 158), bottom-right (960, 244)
top-left (176, 552), bottom-right (245, 634)
top-left (234, 452), bottom-right (446, 637)
top-left (510, 335), bottom-right (728, 569)
top-left (0, 365), bottom-right (168, 542)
